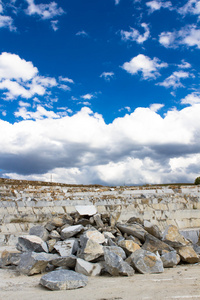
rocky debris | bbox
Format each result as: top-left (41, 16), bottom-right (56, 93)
top-left (16, 235), bottom-right (48, 253)
top-left (1, 206), bottom-right (200, 292)
top-left (29, 225), bottom-right (49, 242)
top-left (104, 247), bottom-right (135, 276)
top-left (128, 249), bottom-right (164, 274)
top-left (177, 245), bottom-right (199, 263)
top-left (162, 225), bottom-right (190, 248)
top-left (40, 269), bottom-right (88, 290)
top-left (75, 258), bottom-right (102, 276)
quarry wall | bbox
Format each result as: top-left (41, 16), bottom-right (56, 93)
top-left (0, 179), bottom-right (200, 245)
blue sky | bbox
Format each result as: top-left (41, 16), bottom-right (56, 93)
top-left (1, 0), bottom-right (200, 185)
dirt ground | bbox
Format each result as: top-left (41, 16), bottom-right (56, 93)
top-left (0, 263), bottom-right (200, 300)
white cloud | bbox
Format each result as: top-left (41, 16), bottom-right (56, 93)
top-left (76, 30), bottom-right (89, 37)
top-left (0, 15), bottom-right (16, 31)
top-left (149, 103), bottom-right (164, 112)
top-left (181, 92), bottom-right (200, 105)
top-left (14, 104), bottom-right (60, 120)
top-left (146, 0), bottom-right (172, 13)
top-left (159, 25), bottom-right (200, 49)
top-left (178, 0), bottom-right (200, 16)
top-left (100, 72), bottom-right (114, 81)
top-left (115, 0), bottom-right (120, 5)
top-left (81, 93), bottom-right (95, 100)
top-left (122, 54), bottom-right (168, 79)
top-left (25, 0), bottom-right (64, 19)
top-left (0, 52), bottom-right (60, 100)
top-left (120, 23), bottom-right (150, 44)
top-left (158, 71), bottom-right (193, 89)
top-left (177, 60), bottom-right (192, 69)
top-left (51, 20), bottom-right (59, 31)
top-left (59, 76), bottom-right (74, 84)
top-left (2, 104), bottom-right (200, 185)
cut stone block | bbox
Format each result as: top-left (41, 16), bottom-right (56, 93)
top-left (75, 205), bottom-right (97, 216)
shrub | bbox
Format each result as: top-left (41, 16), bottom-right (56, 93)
top-left (194, 177), bottom-right (200, 185)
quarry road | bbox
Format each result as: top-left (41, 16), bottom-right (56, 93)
top-left (0, 264), bottom-right (200, 300)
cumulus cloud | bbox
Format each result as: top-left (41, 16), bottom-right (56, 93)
top-left (0, 52), bottom-right (68, 100)
top-left (25, 0), bottom-right (64, 19)
top-left (159, 25), bottom-right (200, 49)
top-left (1, 104), bottom-right (200, 185)
top-left (149, 103), bottom-right (164, 112)
top-left (177, 60), bottom-right (192, 69)
top-left (81, 93), bottom-right (95, 100)
top-left (122, 54), bottom-right (168, 80)
top-left (100, 72), bottom-right (114, 81)
top-left (146, 0), bottom-right (172, 13)
top-left (181, 92), bottom-right (200, 105)
top-left (120, 23), bottom-right (150, 44)
top-left (51, 20), bottom-right (59, 31)
top-left (157, 71), bottom-right (193, 89)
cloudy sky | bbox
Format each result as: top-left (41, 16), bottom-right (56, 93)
top-left (1, 0), bottom-right (200, 185)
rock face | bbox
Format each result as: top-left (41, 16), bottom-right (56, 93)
top-left (40, 269), bottom-right (88, 290)
top-left (129, 249), bottom-right (164, 274)
top-left (162, 225), bottom-right (189, 247)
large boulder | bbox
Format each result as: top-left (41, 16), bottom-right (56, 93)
top-left (177, 245), bottom-right (199, 263)
top-left (116, 223), bottom-right (148, 242)
top-left (75, 258), bottom-right (102, 276)
top-left (142, 234), bottom-right (175, 254)
top-left (40, 269), bottom-right (88, 290)
top-left (128, 249), bottom-right (164, 274)
top-left (104, 247), bottom-right (135, 276)
top-left (16, 235), bottom-right (48, 253)
top-left (18, 252), bottom-right (59, 275)
top-left (160, 251), bottom-right (180, 268)
top-left (78, 239), bottom-right (104, 262)
top-left (162, 225), bottom-right (190, 248)
top-left (1, 250), bottom-right (21, 267)
top-left (143, 221), bottom-right (162, 240)
top-left (104, 246), bottom-right (126, 260)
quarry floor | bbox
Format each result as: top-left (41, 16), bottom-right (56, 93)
top-left (0, 262), bottom-right (200, 300)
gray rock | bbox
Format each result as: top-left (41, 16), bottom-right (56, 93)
top-left (29, 225), bottom-right (49, 242)
top-left (143, 221), bottom-right (162, 240)
top-left (1, 250), bottom-right (21, 267)
top-left (104, 246), bottom-right (126, 260)
top-left (193, 244), bottom-right (200, 255)
top-left (142, 234), bottom-right (175, 254)
top-left (78, 239), bottom-right (104, 261)
top-left (80, 228), bottom-right (105, 244)
top-left (116, 223), bottom-right (148, 242)
top-left (54, 239), bottom-right (78, 256)
top-left (161, 251), bottom-right (179, 268)
top-left (16, 235), bottom-right (48, 253)
top-left (103, 247), bottom-right (135, 276)
top-left (51, 255), bottom-right (77, 268)
top-left (18, 252), bottom-right (59, 275)
top-left (162, 225), bottom-right (190, 248)
top-left (180, 229), bottom-right (199, 245)
top-left (61, 225), bottom-right (84, 239)
top-left (75, 258), bottom-right (102, 276)
top-left (118, 239), bottom-right (141, 256)
top-left (129, 249), bottom-right (164, 274)
top-left (40, 269), bottom-right (88, 290)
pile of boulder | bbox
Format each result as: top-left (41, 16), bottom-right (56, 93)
top-left (1, 205), bottom-right (200, 291)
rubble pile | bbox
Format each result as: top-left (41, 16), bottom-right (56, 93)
top-left (0, 205), bottom-right (200, 291)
